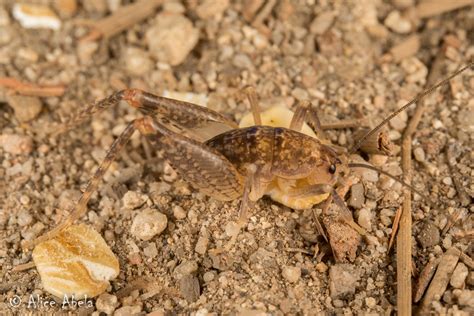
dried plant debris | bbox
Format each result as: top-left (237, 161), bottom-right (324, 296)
top-left (0, 0), bottom-right (473, 314)
top-left (32, 224), bottom-right (119, 299)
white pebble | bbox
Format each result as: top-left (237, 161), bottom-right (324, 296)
top-left (122, 191), bottom-right (147, 209)
top-left (122, 47), bottom-right (153, 76)
top-left (172, 205), bottom-right (187, 220)
top-left (130, 208), bottom-right (167, 241)
top-left (442, 177), bottom-right (453, 186)
top-left (358, 208), bottom-right (372, 230)
top-left (12, 4), bottom-right (61, 30)
top-left (282, 266), bottom-right (301, 283)
top-left (450, 263), bottom-right (468, 289)
top-left (432, 119), bottom-right (444, 129)
top-left (365, 297), bottom-right (376, 308)
top-left (146, 13), bottom-right (199, 66)
top-left (384, 10), bottom-right (411, 34)
top-left (414, 147), bottom-right (425, 162)
top-left (96, 293), bottom-right (118, 315)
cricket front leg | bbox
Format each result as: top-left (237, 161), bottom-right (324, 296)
top-left (289, 100), bottom-right (327, 141)
top-left (222, 166), bottom-right (268, 251)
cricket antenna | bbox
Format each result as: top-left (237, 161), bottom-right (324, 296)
top-left (348, 163), bottom-right (435, 208)
top-left (350, 61), bottom-right (473, 154)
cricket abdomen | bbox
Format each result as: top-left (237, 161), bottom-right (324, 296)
top-left (205, 126), bottom-right (275, 175)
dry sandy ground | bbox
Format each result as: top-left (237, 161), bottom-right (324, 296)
top-left (0, 1), bottom-right (473, 315)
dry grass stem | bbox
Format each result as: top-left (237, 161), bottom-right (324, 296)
top-left (81, 0), bottom-right (163, 42)
top-left (0, 77), bottom-right (66, 97)
top-left (419, 248), bottom-right (459, 312)
top-left (397, 42), bottom-right (446, 315)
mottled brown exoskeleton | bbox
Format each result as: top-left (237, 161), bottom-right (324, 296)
top-left (23, 62), bottom-right (472, 252)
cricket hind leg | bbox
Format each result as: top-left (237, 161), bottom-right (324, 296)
top-left (25, 116), bottom-right (244, 250)
top-left (23, 118), bottom-right (141, 250)
top-left (53, 89), bottom-right (237, 138)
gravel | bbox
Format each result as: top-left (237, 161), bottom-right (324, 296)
top-left (1, 1), bottom-right (472, 314)
top-left (130, 208), bottom-right (167, 241)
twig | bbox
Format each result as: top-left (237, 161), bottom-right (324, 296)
top-left (419, 248), bottom-right (459, 312)
top-left (416, 0), bottom-right (473, 19)
top-left (458, 250), bottom-right (474, 269)
top-left (285, 247), bottom-right (314, 256)
top-left (388, 207), bottom-right (402, 251)
top-left (0, 77), bottom-right (66, 97)
top-left (413, 258), bottom-right (440, 303)
top-left (11, 261), bottom-right (35, 272)
top-left (442, 208), bottom-right (464, 236)
top-left (81, 0), bottom-right (163, 42)
top-left (251, 0), bottom-right (276, 36)
top-left (397, 43), bottom-right (446, 315)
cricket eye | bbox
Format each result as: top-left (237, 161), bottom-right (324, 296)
top-left (329, 164), bottom-right (336, 174)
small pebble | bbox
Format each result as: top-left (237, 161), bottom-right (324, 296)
top-left (225, 221), bottom-right (240, 237)
top-left (466, 272), bottom-right (474, 286)
top-left (0, 134), bottom-right (33, 155)
top-left (162, 1), bottom-right (185, 14)
top-left (389, 105), bottom-right (407, 131)
top-left (457, 290), bottom-right (474, 307)
top-left (203, 272), bottom-right (215, 283)
top-left (316, 262), bottom-right (328, 273)
top-left (357, 208), bottom-right (372, 230)
top-left (417, 221), bottom-right (440, 248)
top-left (54, 0), bottom-right (78, 18)
top-left (143, 242), bottom-right (158, 258)
top-left (195, 0), bottom-right (229, 19)
top-left (432, 119), bottom-right (444, 129)
top-left (173, 205), bottom-right (187, 220)
top-left (122, 47), bottom-right (153, 76)
top-left (365, 297), bottom-right (376, 308)
top-left (17, 209), bottom-right (33, 227)
top-left (310, 11), bottom-right (335, 35)
top-left (450, 263), bottom-right (468, 289)
top-left (349, 183), bottom-right (365, 209)
top-left (96, 293), bottom-right (118, 315)
top-left (442, 177), bottom-right (453, 186)
top-left (130, 208), bottom-right (167, 241)
top-left (384, 10), bottom-right (411, 34)
top-left (77, 41), bottom-right (98, 64)
top-left (329, 264), bottom-right (359, 299)
top-left (146, 13), bottom-right (199, 66)
top-left (195, 234), bottom-right (208, 255)
top-left (6, 95), bottom-right (42, 122)
top-left (413, 147), bottom-right (425, 162)
top-left (282, 266), bottom-right (301, 283)
top-left (122, 191), bottom-right (147, 209)
top-left (362, 167), bottom-right (378, 182)
top-left (0, 7), bottom-right (11, 26)
top-left (179, 274), bottom-right (200, 303)
top-left (114, 306), bottom-right (142, 316)
top-left (174, 260), bottom-right (198, 279)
